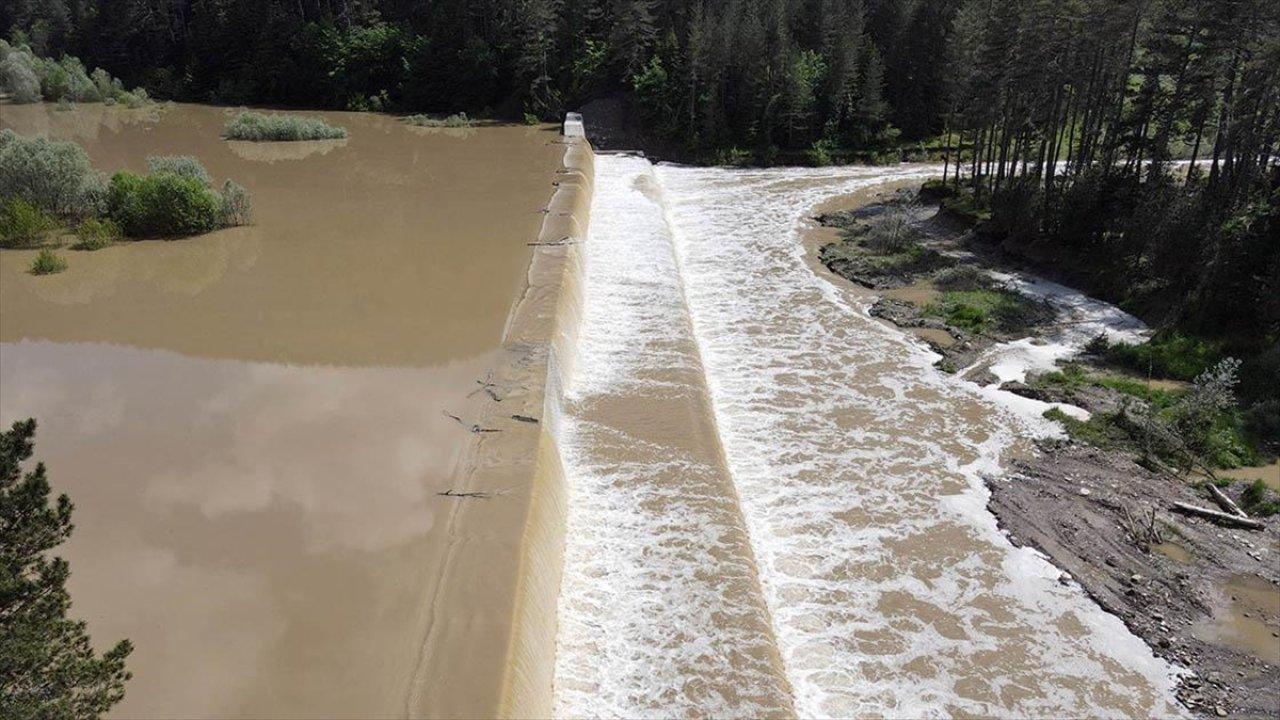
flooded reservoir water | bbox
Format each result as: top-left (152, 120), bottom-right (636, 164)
top-left (0, 103), bottom-right (563, 717)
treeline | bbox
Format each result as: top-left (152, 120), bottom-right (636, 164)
top-left (0, 0), bottom-right (962, 158)
top-left (929, 0), bottom-right (1278, 447)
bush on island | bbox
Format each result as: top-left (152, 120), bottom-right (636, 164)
top-left (0, 129), bottom-right (104, 217)
top-left (0, 198), bottom-right (59, 248)
top-left (72, 217), bottom-right (122, 250)
top-left (107, 171), bottom-right (223, 237)
top-left (224, 112), bottom-right (347, 141)
top-left (30, 248), bottom-right (68, 274)
top-left (147, 155), bottom-right (214, 186)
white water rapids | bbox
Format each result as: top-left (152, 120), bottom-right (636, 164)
top-left (553, 155), bottom-right (1184, 718)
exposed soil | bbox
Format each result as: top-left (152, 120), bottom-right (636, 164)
top-left (818, 186), bottom-right (1280, 718)
top-left (989, 441), bottom-right (1279, 718)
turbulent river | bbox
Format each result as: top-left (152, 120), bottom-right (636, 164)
top-left (552, 155), bottom-right (1184, 718)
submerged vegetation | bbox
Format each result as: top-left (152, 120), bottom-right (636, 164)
top-left (28, 247), bottom-right (67, 274)
top-left (0, 131), bottom-right (250, 243)
top-left (0, 197), bottom-right (57, 248)
top-left (224, 112), bottom-right (348, 142)
top-left (404, 112), bottom-right (473, 128)
top-left (0, 419), bottom-right (133, 717)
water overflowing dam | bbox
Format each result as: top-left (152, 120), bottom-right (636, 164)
top-left (547, 152), bottom-right (1185, 717)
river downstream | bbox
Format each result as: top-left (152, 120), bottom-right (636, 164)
top-left (553, 156), bottom-right (1184, 717)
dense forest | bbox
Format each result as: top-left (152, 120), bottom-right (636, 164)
top-left (2, 0), bottom-right (1278, 443)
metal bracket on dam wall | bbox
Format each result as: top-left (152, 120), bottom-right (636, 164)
top-left (405, 115), bottom-right (592, 720)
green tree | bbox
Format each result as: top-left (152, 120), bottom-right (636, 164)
top-left (1, 419), bottom-right (132, 720)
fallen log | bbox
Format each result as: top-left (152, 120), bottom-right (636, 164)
top-left (1171, 502), bottom-right (1265, 530)
top-left (1207, 483), bottom-right (1249, 518)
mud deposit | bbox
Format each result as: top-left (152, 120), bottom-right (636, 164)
top-left (988, 446), bottom-right (1279, 718)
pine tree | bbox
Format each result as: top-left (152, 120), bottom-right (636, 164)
top-left (1, 419), bottom-right (133, 720)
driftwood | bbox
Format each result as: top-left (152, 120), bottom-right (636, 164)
top-left (511, 414), bottom-right (540, 424)
top-left (1207, 483), bottom-right (1248, 518)
top-left (437, 489), bottom-right (492, 499)
top-left (442, 410), bottom-right (502, 434)
top-left (527, 236), bottom-right (578, 247)
top-left (1171, 502), bottom-right (1265, 530)
top-left (1122, 505), bottom-right (1164, 546)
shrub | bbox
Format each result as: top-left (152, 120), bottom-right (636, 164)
top-left (0, 130), bottom-right (104, 217)
top-left (30, 248), bottom-right (68, 275)
top-left (0, 197), bottom-right (58, 248)
top-left (55, 97), bottom-right (73, 111)
top-left (860, 199), bottom-right (924, 254)
top-left (523, 112), bottom-right (540, 126)
top-left (224, 112), bottom-right (347, 141)
top-left (807, 137), bottom-right (838, 167)
top-left (147, 155), bottom-right (212, 186)
top-left (1240, 480), bottom-right (1279, 517)
top-left (107, 171), bottom-right (223, 237)
top-left (933, 265), bottom-right (992, 291)
top-left (120, 88), bottom-right (149, 108)
top-left (0, 48), bottom-right (41, 103)
top-left (219, 180), bottom-right (251, 226)
top-left (72, 217), bottom-right (121, 250)
top-left (924, 288), bottom-right (1048, 334)
top-left (404, 112), bottom-right (473, 128)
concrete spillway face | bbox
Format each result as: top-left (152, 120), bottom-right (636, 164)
top-left (491, 114), bottom-right (594, 720)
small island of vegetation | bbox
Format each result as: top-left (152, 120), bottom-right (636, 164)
top-left (224, 112), bottom-right (348, 142)
top-left (0, 131), bottom-right (251, 264)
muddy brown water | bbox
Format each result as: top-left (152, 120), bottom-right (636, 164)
top-left (0, 103), bottom-right (562, 718)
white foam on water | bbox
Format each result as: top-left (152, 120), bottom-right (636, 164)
top-left (552, 156), bottom-right (791, 718)
top-left (654, 162), bottom-right (1184, 718)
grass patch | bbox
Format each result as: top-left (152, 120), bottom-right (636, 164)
top-left (1043, 408), bottom-right (1130, 449)
top-left (224, 112), bottom-right (348, 141)
top-left (1094, 331), bottom-right (1222, 381)
top-left (30, 248), bottom-right (68, 275)
top-left (924, 288), bottom-right (1046, 334)
top-left (1094, 376), bottom-right (1182, 409)
top-left (404, 112), bottom-right (473, 128)
top-left (71, 217), bottom-right (121, 250)
top-left (0, 197), bottom-right (58, 248)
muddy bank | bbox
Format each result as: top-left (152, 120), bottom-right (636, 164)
top-left (816, 185), bottom-right (1280, 718)
top-left (989, 442), bottom-right (1279, 718)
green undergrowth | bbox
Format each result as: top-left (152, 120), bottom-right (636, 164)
top-left (1091, 332), bottom-right (1222, 382)
top-left (1241, 480), bottom-right (1280, 517)
top-left (923, 288), bottom-right (1044, 335)
top-left (1044, 408), bottom-right (1130, 449)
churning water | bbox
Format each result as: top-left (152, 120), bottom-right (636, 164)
top-left (553, 155), bottom-right (1184, 718)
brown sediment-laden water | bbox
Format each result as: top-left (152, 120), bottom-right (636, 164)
top-left (0, 103), bottom-right (566, 718)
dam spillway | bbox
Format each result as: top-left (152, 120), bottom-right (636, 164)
top-left (544, 150), bottom-right (1185, 717)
